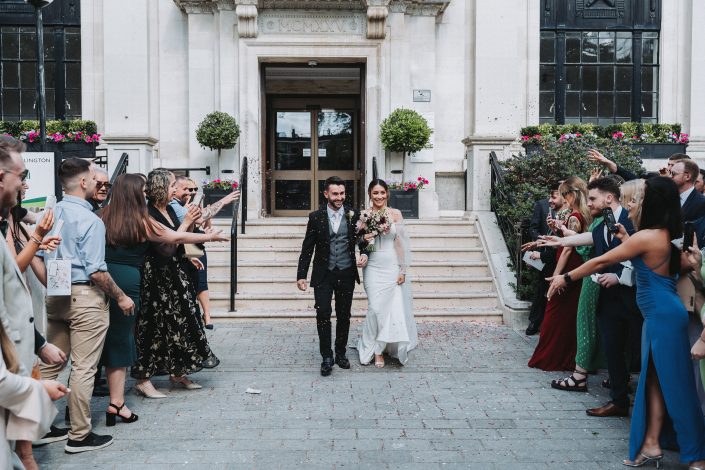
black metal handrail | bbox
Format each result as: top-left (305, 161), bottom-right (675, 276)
top-left (372, 156), bottom-right (378, 180)
top-left (490, 151), bottom-right (530, 297)
top-left (229, 157), bottom-right (247, 311)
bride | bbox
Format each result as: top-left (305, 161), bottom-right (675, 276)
top-left (356, 179), bottom-right (418, 367)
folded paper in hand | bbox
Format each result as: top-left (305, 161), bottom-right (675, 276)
top-left (522, 251), bottom-right (545, 271)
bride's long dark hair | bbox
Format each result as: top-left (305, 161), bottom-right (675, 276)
top-left (367, 178), bottom-right (388, 195)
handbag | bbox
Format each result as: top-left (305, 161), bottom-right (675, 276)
top-left (184, 243), bottom-right (204, 259)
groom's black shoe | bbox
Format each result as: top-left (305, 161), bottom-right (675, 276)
top-left (320, 357), bottom-right (334, 376)
top-left (335, 355), bottom-right (350, 369)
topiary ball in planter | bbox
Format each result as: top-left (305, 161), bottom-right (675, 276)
top-left (380, 108), bottom-right (432, 154)
top-left (196, 111), bottom-right (240, 151)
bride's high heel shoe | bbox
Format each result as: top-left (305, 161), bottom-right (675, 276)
top-left (374, 355), bottom-right (385, 368)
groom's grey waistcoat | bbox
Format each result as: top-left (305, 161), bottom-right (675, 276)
top-left (328, 219), bottom-right (352, 271)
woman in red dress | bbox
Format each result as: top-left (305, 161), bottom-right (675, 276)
top-left (529, 176), bottom-right (592, 371)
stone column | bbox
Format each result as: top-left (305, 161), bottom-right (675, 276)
top-left (688, 0), bottom-right (705, 159)
top-left (216, 0), bottom-right (240, 176)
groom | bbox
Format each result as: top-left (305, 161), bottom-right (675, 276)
top-left (297, 176), bottom-right (367, 376)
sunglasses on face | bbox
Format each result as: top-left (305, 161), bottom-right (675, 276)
top-left (4, 169), bottom-right (29, 181)
top-left (96, 181), bottom-right (112, 190)
top-left (187, 187), bottom-right (198, 192)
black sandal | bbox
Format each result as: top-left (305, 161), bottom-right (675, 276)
top-left (106, 403), bottom-right (139, 426)
top-left (551, 371), bottom-right (588, 392)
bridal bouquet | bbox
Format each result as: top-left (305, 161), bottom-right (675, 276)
top-left (356, 208), bottom-right (391, 252)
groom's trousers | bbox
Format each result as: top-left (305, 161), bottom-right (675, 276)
top-left (314, 267), bottom-right (356, 359)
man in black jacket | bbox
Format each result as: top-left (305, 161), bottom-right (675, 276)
top-left (296, 176), bottom-right (366, 376)
top-left (523, 182), bottom-right (564, 335)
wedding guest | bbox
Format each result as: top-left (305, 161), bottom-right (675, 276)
top-left (685, 238), bottom-right (705, 416)
top-left (131, 169), bottom-right (220, 395)
top-left (528, 176), bottom-right (590, 371)
top-left (40, 158), bottom-right (135, 454)
top-left (696, 170), bottom-right (705, 195)
top-left (91, 167), bottom-right (110, 212)
top-left (671, 159), bottom-right (705, 222)
top-left (547, 176), bottom-right (705, 469)
top-left (100, 174), bottom-right (227, 421)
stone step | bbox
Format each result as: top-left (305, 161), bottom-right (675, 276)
top-left (204, 246), bottom-right (487, 262)
top-left (206, 233), bottom-right (481, 250)
top-left (208, 291), bottom-right (498, 310)
top-left (209, 306), bottom-right (503, 322)
top-left (211, 217), bottom-right (476, 236)
top-left (207, 260), bottom-right (492, 277)
top-left (207, 275), bottom-right (496, 294)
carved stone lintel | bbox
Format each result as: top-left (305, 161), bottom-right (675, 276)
top-left (237, 4), bottom-right (259, 37)
top-left (366, 5), bottom-right (388, 39)
top-left (389, 0), bottom-right (448, 17)
top-left (174, 0), bottom-right (214, 14)
top-left (216, 0), bottom-right (237, 10)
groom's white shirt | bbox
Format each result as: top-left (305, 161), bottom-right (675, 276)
top-left (327, 205), bottom-right (343, 234)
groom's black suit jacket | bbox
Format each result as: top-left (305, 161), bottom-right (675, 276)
top-left (297, 206), bottom-right (362, 288)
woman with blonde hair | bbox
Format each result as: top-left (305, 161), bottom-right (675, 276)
top-left (529, 176), bottom-right (591, 371)
top-left (621, 179), bottom-right (646, 229)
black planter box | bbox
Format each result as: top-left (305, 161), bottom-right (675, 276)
top-left (521, 143), bottom-right (544, 156)
top-left (389, 189), bottom-right (419, 219)
top-left (628, 143), bottom-right (687, 160)
top-left (25, 141), bottom-right (98, 157)
top-left (204, 188), bottom-right (236, 218)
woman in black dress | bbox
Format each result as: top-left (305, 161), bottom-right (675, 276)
top-left (132, 169), bottom-right (221, 395)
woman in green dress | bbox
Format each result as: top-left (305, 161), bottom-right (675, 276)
top-left (99, 174), bottom-right (227, 425)
top-left (551, 178), bottom-right (644, 391)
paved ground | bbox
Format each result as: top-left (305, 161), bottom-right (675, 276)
top-left (33, 319), bottom-right (690, 469)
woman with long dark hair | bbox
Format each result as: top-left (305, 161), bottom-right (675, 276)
top-left (100, 173), bottom-right (227, 422)
top-left (356, 178), bottom-right (417, 367)
top-left (130, 170), bottom-right (223, 397)
top-left (548, 177), bottom-right (705, 469)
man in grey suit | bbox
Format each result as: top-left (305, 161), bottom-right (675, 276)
top-left (0, 135), bottom-right (68, 469)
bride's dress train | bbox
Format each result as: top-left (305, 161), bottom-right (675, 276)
top-left (357, 217), bottom-right (418, 365)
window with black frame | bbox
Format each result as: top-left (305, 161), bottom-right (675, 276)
top-left (540, 30), bottom-right (658, 124)
top-left (0, 23), bottom-right (81, 121)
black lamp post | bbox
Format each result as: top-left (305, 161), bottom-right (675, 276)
top-left (25, 0), bottom-right (53, 152)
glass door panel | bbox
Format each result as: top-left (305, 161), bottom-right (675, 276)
top-left (275, 112), bottom-right (311, 171)
top-left (317, 111), bottom-right (353, 171)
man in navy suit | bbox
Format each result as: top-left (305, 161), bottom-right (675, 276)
top-left (584, 177), bottom-right (642, 417)
top-left (671, 159), bottom-right (705, 222)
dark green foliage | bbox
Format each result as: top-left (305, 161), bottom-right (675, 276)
top-left (380, 108), bottom-right (433, 154)
top-left (196, 111), bottom-right (240, 151)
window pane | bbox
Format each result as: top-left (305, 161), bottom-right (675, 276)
top-left (2, 62), bottom-right (19, 88)
top-left (566, 33), bottom-right (581, 63)
top-left (43, 27), bottom-right (54, 60)
top-left (641, 92), bottom-right (657, 119)
top-left (642, 37), bottom-right (658, 64)
top-left (2, 31), bottom-right (19, 60)
top-left (566, 92), bottom-right (580, 118)
top-left (20, 90), bottom-right (36, 119)
top-left (598, 93), bottom-right (614, 118)
top-left (20, 62), bottom-right (36, 89)
top-left (539, 65), bottom-right (554, 91)
top-left (65, 90), bottom-right (81, 116)
top-left (616, 66), bottom-right (632, 91)
top-left (641, 67), bottom-right (657, 92)
top-left (2, 89), bottom-right (20, 116)
top-left (616, 33), bottom-right (632, 63)
top-left (599, 32), bottom-right (615, 63)
top-left (582, 92), bottom-right (597, 117)
top-left (582, 32), bottom-right (598, 63)
top-left (20, 32), bottom-right (36, 60)
top-left (66, 63), bottom-right (81, 89)
top-left (46, 88), bottom-right (55, 118)
top-left (539, 92), bottom-right (554, 118)
top-left (45, 62), bottom-right (55, 88)
top-left (616, 92), bottom-right (631, 117)
top-left (582, 66), bottom-right (597, 91)
top-left (598, 66), bottom-right (614, 91)
top-left (565, 66), bottom-right (580, 91)
top-left (65, 31), bottom-right (80, 61)
top-left (540, 32), bottom-right (555, 63)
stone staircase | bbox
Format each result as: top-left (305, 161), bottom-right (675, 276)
top-left (205, 216), bottom-right (503, 321)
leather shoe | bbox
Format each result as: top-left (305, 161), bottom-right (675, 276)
top-left (320, 357), bottom-right (334, 377)
top-left (335, 355), bottom-right (350, 369)
top-left (525, 322), bottom-right (540, 336)
top-left (586, 401), bottom-right (628, 417)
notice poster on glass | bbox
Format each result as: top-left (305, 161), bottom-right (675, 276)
top-left (22, 152), bottom-right (55, 210)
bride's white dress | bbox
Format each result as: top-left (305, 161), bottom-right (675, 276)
top-left (357, 219), bottom-right (418, 365)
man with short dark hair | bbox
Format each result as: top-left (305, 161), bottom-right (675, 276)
top-left (695, 169), bottom-right (705, 195)
top-left (670, 159), bottom-right (705, 222)
top-left (40, 157), bottom-right (134, 454)
top-left (583, 177), bottom-right (641, 417)
top-left (296, 176), bottom-right (365, 376)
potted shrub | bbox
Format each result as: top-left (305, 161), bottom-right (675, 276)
top-left (201, 177), bottom-right (239, 218)
top-left (386, 176), bottom-right (430, 219)
top-left (380, 108), bottom-right (433, 180)
top-left (195, 111), bottom-right (240, 163)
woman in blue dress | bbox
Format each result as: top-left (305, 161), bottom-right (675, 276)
top-left (548, 177), bottom-right (705, 469)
